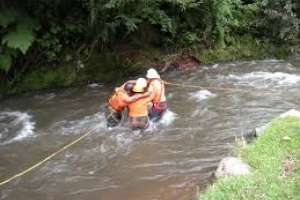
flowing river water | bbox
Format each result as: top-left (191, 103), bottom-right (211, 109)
top-left (1, 60), bottom-right (300, 200)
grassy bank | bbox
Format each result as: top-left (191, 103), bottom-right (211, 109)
top-left (201, 117), bottom-right (300, 200)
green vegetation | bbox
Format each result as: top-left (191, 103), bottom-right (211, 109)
top-left (199, 37), bottom-right (291, 64)
top-left (201, 117), bottom-right (300, 200)
top-left (0, 0), bottom-right (299, 95)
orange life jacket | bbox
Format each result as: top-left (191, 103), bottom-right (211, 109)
top-left (149, 79), bottom-right (166, 103)
top-left (108, 88), bottom-right (129, 112)
top-left (128, 95), bottom-right (152, 117)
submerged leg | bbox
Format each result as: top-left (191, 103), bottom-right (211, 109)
top-left (105, 107), bottom-right (122, 127)
top-left (128, 116), bottom-right (149, 130)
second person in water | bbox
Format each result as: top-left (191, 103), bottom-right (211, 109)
top-left (146, 68), bottom-right (168, 121)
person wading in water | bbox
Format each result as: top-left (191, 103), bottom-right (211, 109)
top-left (106, 81), bottom-right (151, 127)
top-left (146, 68), bottom-right (168, 121)
top-left (127, 78), bottom-right (153, 130)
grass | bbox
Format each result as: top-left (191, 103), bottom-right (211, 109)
top-left (200, 117), bottom-right (300, 200)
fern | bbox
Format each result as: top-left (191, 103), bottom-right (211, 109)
top-left (2, 22), bottom-right (35, 54)
top-left (0, 54), bottom-right (12, 72)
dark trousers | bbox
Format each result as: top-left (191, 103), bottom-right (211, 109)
top-left (149, 101), bottom-right (168, 121)
top-left (105, 106), bottom-right (122, 127)
top-left (128, 116), bottom-right (149, 130)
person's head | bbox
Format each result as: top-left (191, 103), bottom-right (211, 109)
top-left (146, 68), bottom-right (160, 79)
top-left (124, 82), bottom-right (135, 93)
top-left (132, 78), bottom-right (147, 93)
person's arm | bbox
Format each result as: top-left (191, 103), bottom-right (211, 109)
top-left (123, 91), bottom-right (152, 104)
top-left (147, 84), bottom-right (156, 100)
top-left (114, 87), bottom-right (120, 92)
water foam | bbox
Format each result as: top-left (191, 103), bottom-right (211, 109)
top-left (88, 83), bottom-right (103, 88)
top-left (146, 110), bottom-right (177, 131)
top-left (190, 90), bottom-right (217, 102)
top-left (227, 71), bottom-right (300, 87)
top-left (53, 112), bottom-right (106, 136)
top-left (159, 109), bottom-right (177, 126)
top-left (212, 64), bottom-right (219, 69)
top-left (0, 111), bottom-right (35, 144)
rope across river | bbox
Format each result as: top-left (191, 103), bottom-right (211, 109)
top-left (0, 127), bottom-right (96, 187)
top-left (0, 80), bottom-right (241, 187)
top-left (164, 81), bottom-right (243, 92)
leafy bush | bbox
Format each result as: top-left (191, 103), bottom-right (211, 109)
top-left (0, 10), bottom-right (37, 72)
top-left (0, 0), bottom-right (299, 94)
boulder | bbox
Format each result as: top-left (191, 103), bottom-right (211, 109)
top-left (215, 157), bottom-right (251, 178)
top-left (279, 109), bottom-right (300, 119)
top-left (253, 109), bottom-right (300, 138)
top-left (168, 55), bottom-right (201, 71)
top-left (155, 54), bottom-right (201, 72)
top-left (253, 124), bottom-right (269, 137)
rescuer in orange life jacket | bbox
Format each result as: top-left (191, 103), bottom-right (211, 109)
top-left (146, 68), bottom-right (168, 121)
top-left (106, 80), bottom-right (151, 127)
top-left (127, 78), bottom-right (154, 130)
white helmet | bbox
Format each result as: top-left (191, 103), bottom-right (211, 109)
top-left (133, 78), bottom-right (147, 92)
top-left (146, 68), bottom-right (160, 79)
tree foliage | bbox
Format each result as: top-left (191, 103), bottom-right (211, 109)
top-left (256, 0), bottom-right (300, 44)
top-left (0, 9), bottom-right (37, 72)
top-left (0, 0), bottom-right (299, 82)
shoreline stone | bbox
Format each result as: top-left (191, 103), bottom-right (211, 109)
top-left (215, 157), bottom-right (251, 178)
top-left (253, 109), bottom-right (300, 138)
top-left (279, 109), bottom-right (300, 119)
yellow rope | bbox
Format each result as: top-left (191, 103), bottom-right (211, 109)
top-left (0, 80), bottom-right (240, 187)
top-left (0, 127), bottom-right (96, 187)
top-left (164, 81), bottom-right (242, 92)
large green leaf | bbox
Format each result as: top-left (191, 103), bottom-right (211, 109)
top-left (0, 54), bottom-right (12, 72)
top-left (2, 22), bottom-right (35, 54)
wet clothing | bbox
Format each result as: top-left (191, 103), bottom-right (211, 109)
top-left (148, 79), bottom-right (168, 120)
top-left (128, 116), bottom-right (149, 130)
top-left (149, 101), bottom-right (168, 121)
top-left (128, 94), bottom-right (152, 129)
top-left (149, 79), bottom-right (166, 102)
top-left (108, 88), bottom-right (129, 112)
top-left (108, 80), bottom-right (136, 112)
top-left (128, 95), bottom-right (152, 117)
top-left (105, 106), bottom-right (122, 127)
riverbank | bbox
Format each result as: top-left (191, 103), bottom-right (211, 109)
top-left (200, 115), bottom-right (300, 199)
top-left (0, 38), bottom-right (294, 97)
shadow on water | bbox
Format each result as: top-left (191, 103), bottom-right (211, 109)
top-left (1, 60), bottom-right (300, 200)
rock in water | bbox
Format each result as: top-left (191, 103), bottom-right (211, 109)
top-left (253, 109), bottom-right (300, 138)
top-left (254, 124), bottom-right (269, 137)
top-left (215, 157), bottom-right (251, 178)
top-left (279, 109), bottom-right (300, 119)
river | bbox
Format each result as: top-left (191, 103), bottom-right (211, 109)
top-left (1, 60), bottom-right (300, 200)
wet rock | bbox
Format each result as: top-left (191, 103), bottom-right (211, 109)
top-left (155, 54), bottom-right (201, 72)
top-left (243, 130), bottom-right (256, 141)
top-left (253, 124), bottom-right (269, 137)
top-left (279, 109), bottom-right (300, 119)
top-left (253, 109), bottom-right (300, 138)
top-left (215, 157), bottom-right (251, 178)
top-left (168, 55), bottom-right (201, 71)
